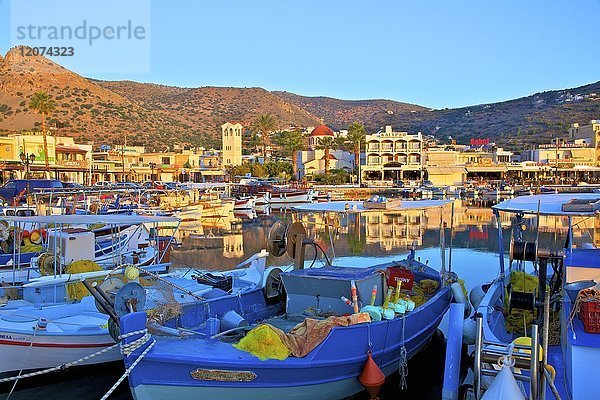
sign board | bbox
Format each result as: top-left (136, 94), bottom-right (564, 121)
top-left (470, 138), bottom-right (490, 146)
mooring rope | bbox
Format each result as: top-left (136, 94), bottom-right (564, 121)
top-left (0, 326), bottom-right (153, 400)
top-left (100, 329), bottom-right (155, 400)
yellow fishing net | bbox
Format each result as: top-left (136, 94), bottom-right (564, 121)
top-left (505, 271), bottom-right (539, 334)
top-left (65, 260), bottom-right (103, 301)
top-left (418, 279), bottom-right (440, 295)
top-left (234, 324), bottom-right (291, 361)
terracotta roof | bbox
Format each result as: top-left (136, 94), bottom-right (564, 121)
top-left (309, 125), bottom-right (334, 137)
top-left (55, 145), bottom-right (87, 154)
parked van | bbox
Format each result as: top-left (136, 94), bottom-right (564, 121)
top-left (0, 179), bottom-right (63, 205)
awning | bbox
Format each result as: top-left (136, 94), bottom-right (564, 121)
top-left (55, 145), bottom-right (88, 154)
top-left (426, 166), bottom-right (467, 175)
top-left (493, 194), bottom-right (600, 216)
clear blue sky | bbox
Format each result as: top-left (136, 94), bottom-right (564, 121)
top-left (1, 0), bottom-right (599, 109)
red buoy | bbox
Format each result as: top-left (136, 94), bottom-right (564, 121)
top-left (359, 351), bottom-right (385, 400)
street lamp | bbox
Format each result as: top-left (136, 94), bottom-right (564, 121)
top-left (20, 152), bottom-right (36, 179)
top-left (149, 162), bottom-right (156, 181)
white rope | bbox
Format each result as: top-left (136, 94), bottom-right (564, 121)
top-left (398, 314), bottom-right (408, 390)
top-left (5, 325), bottom-right (39, 399)
top-left (100, 329), bottom-right (155, 400)
top-left (544, 367), bottom-right (562, 400)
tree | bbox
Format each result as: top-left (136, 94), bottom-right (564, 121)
top-left (28, 92), bottom-right (56, 175)
top-left (274, 129), bottom-right (305, 180)
top-left (316, 136), bottom-right (338, 175)
top-left (250, 114), bottom-right (277, 160)
top-left (346, 122), bottom-right (366, 175)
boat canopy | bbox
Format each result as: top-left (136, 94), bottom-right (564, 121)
top-left (292, 199), bottom-right (452, 213)
top-left (0, 214), bottom-right (180, 225)
top-left (493, 193), bottom-right (600, 216)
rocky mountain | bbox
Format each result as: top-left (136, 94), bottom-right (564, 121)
top-left (0, 46), bottom-right (598, 151)
top-left (0, 47), bottom-right (322, 149)
top-left (97, 82), bottom-right (322, 139)
top-left (273, 91), bottom-right (426, 127)
top-left (278, 83), bottom-right (600, 150)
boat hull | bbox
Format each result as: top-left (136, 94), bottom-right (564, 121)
top-left (123, 287), bottom-right (451, 400)
top-left (0, 331), bottom-right (119, 374)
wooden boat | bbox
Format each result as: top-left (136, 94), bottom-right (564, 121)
top-left (119, 200), bottom-right (459, 400)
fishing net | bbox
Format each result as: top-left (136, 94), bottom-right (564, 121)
top-left (234, 324), bottom-right (291, 361)
top-left (418, 279), bottom-right (440, 295)
top-left (409, 279), bottom-right (441, 308)
top-left (65, 260), bottom-right (103, 301)
top-left (145, 279), bottom-right (182, 326)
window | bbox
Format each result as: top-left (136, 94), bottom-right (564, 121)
top-left (162, 157), bottom-right (170, 164)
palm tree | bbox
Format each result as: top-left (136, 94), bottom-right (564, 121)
top-left (28, 92), bottom-right (56, 175)
top-left (250, 114), bottom-right (277, 160)
top-left (346, 122), bottom-right (366, 175)
top-left (316, 136), bottom-right (337, 175)
top-left (275, 129), bottom-right (305, 180)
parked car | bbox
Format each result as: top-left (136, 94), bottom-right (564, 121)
top-left (94, 181), bottom-right (112, 188)
top-left (164, 182), bottom-right (185, 190)
top-left (112, 182), bottom-right (141, 189)
top-left (0, 179), bottom-right (63, 205)
top-left (63, 182), bottom-right (84, 188)
top-left (141, 181), bottom-right (166, 189)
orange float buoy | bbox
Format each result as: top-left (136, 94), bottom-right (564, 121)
top-left (359, 351), bottom-right (385, 400)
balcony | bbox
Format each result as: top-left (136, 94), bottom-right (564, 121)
top-left (367, 145), bottom-right (380, 152)
top-left (381, 145), bottom-right (393, 152)
top-left (55, 159), bottom-right (89, 168)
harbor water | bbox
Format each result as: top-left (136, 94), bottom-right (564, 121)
top-left (2, 198), bottom-right (582, 400)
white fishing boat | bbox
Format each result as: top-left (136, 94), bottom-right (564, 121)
top-left (0, 249), bottom-right (276, 376)
top-left (233, 196), bottom-right (257, 210)
top-left (0, 215), bottom-right (169, 282)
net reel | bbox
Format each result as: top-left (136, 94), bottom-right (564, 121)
top-left (267, 221), bottom-right (287, 257)
top-left (266, 220), bottom-right (327, 269)
top-left (508, 239), bottom-right (562, 320)
top-left (37, 252), bottom-right (62, 276)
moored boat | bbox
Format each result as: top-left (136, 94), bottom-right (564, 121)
top-left (118, 199), bottom-right (461, 400)
top-left (460, 193), bottom-right (600, 399)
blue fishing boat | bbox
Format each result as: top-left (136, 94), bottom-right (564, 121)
top-left (119, 200), bottom-right (460, 400)
top-left (463, 194), bottom-right (600, 399)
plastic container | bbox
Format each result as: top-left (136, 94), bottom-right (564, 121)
top-left (221, 310), bottom-right (248, 332)
top-left (580, 300), bottom-right (600, 334)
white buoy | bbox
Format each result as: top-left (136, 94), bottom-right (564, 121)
top-left (481, 356), bottom-right (525, 400)
top-left (469, 285), bottom-right (487, 310)
top-left (462, 316), bottom-right (477, 345)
